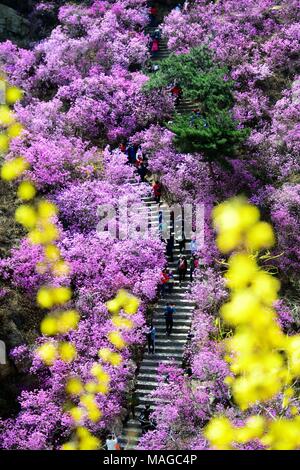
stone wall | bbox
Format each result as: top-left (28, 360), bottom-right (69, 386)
top-left (0, 4), bottom-right (30, 42)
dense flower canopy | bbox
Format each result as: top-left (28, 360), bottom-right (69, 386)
top-left (0, 0), bottom-right (299, 450)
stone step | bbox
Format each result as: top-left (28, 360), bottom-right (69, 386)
top-left (156, 300), bottom-right (194, 307)
top-left (123, 420), bottom-right (142, 431)
top-left (141, 358), bottom-right (182, 366)
top-left (153, 322), bottom-right (192, 330)
top-left (154, 328), bottom-right (191, 336)
top-left (156, 296), bottom-right (194, 303)
top-left (136, 383), bottom-right (159, 392)
top-left (154, 311), bottom-right (193, 318)
top-left (143, 353), bottom-right (184, 362)
top-left (155, 336), bottom-right (187, 344)
top-left (150, 343), bottom-right (186, 353)
top-left (136, 392), bottom-right (169, 403)
top-left (154, 332), bottom-right (189, 340)
top-left (154, 331), bottom-right (190, 339)
top-left (138, 371), bottom-right (159, 380)
top-left (139, 366), bottom-right (159, 376)
top-left (155, 304), bottom-right (193, 311)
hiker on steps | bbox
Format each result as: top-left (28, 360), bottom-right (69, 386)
top-left (148, 4), bottom-right (158, 27)
top-left (178, 255), bottom-right (188, 286)
top-left (152, 180), bottom-right (162, 203)
top-left (170, 82), bottom-right (182, 106)
top-left (166, 232), bottom-right (174, 261)
top-left (160, 268), bottom-right (170, 294)
top-left (146, 323), bottom-right (156, 354)
top-left (138, 405), bottom-right (154, 435)
top-left (190, 255), bottom-right (199, 282)
top-left (190, 235), bottom-right (198, 256)
top-left (164, 303), bottom-right (176, 336)
top-left (151, 37), bottom-right (159, 57)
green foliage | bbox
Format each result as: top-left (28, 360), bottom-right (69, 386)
top-left (168, 112), bottom-right (249, 168)
top-left (144, 47), bottom-right (233, 108)
top-left (144, 46), bottom-right (249, 167)
top-left (144, 47), bottom-right (215, 93)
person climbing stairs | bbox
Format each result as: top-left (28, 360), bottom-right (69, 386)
top-left (120, 1), bottom-right (196, 449)
top-left (120, 188), bottom-right (195, 449)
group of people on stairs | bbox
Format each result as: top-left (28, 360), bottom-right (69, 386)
top-left (111, 1), bottom-right (197, 449)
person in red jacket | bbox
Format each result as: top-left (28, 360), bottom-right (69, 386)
top-left (151, 38), bottom-right (159, 57)
top-left (178, 255), bottom-right (188, 286)
top-left (149, 5), bottom-right (158, 27)
top-left (152, 180), bottom-right (162, 203)
top-left (160, 268), bottom-right (170, 294)
top-left (190, 255), bottom-right (199, 282)
top-left (171, 83), bottom-right (182, 105)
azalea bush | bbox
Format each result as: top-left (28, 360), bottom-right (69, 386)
top-left (0, 0), bottom-right (299, 451)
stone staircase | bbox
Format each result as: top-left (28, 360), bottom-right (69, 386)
top-left (120, 4), bottom-right (196, 449)
top-left (147, 27), bottom-right (199, 115)
top-left (120, 188), bottom-right (195, 449)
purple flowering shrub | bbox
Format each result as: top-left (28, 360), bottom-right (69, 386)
top-left (0, 0), bottom-right (300, 450)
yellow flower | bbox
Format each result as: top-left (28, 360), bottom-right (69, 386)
top-left (59, 342), bottom-right (77, 363)
top-left (251, 271), bottom-right (280, 305)
top-left (37, 286), bottom-right (73, 310)
top-left (238, 204), bottom-right (260, 231)
top-left (106, 299), bottom-right (121, 314)
top-left (66, 377), bottom-right (84, 396)
top-left (216, 229), bottom-right (242, 254)
top-left (235, 416), bottom-right (265, 443)
top-left (76, 427), bottom-right (89, 440)
top-left (15, 204), bottom-right (37, 229)
top-left (1, 156), bottom-right (29, 181)
top-left (80, 394), bottom-right (97, 411)
top-left (61, 441), bottom-right (77, 451)
top-left (204, 417), bottom-right (235, 449)
top-left (90, 363), bottom-right (105, 378)
top-left (0, 105), bottom-right (14, 126)
top-left (76, 428), bottom-right (101, 450)
top-left (246, 222), bottom-right (275, 251)
top-left (85, 381), bottom-right (99, 394)
top-left (44, 244), bottom-right (61, 261)
top-left (36, 222), bottom-right (59, 244)
top-left (37, 287), bottom-right (54, 309)
top-left (57, 310), bottom-right (80, 334)
top-left (52, 260), bottom-right (70, 277)
top-left (225, 253), bottom-right (258, 290)
top-left (38, 200), bottom-right (58, 219)
top-left (69, 407), bottom-right (84, 424)
top-left (286, 336), bottom-right (300, 375)
top-left (36, 342), bottom-right (57, 366)
top-left (108, 331), bottom-right (126, 349)
top-left (78, 436), bottom-right (101, 451)
top-left (40, 316), bottom-right (58, 336)
top-left (123, 297), bottom-right (140, 315)
top-left (213, 199), bottom-right (243, 232)
top-left (95, 383), bottom-right (109, 395)
top-left (109, 352), bottom-right (122, 367)
top-left (5, 86), bottom-right (23, 104)
top-left (0, 133), bottom-right (9, 153)
top-left (52, 287), bottom-right (72, 305)
top-left (17, 181), bottom-right (36, 200)
top-left (112, 315), bottom-right (134, 330)
top-left (87, 407), bottom-right (102, 423)
top-left (221, 290), bottom-right (261, 325)
top-left (224, 376), bottom-right (234, 386)
top-left (7, 122), bottom-right (23, 138)
top-left (98, 348), bottom-right (112, 362)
